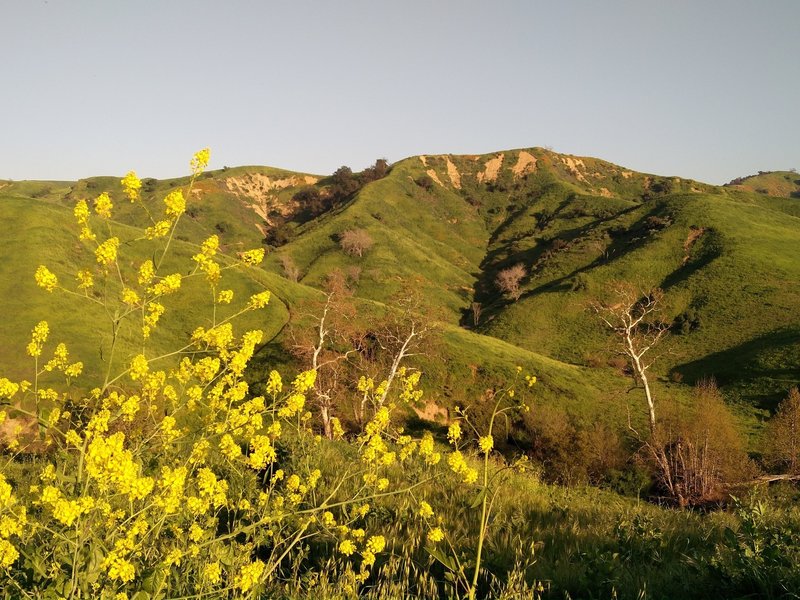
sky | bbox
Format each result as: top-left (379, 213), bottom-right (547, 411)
top-left (1, 0), bottom-right (798, 185)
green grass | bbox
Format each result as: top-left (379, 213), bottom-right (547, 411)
top-left (4, 147), bottom-right (800, 449)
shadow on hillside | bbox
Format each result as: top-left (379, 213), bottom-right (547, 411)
top-left (461, 204), bottom-right (654, 328)
top-left (659, 229), bottom-right (723, 292)
top-left (672, 328), bottom-right (800, 412)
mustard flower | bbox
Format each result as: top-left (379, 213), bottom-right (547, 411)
top-left (94, 237), bottom-right (119, 267)
top-left (64, 361), bottom-right (83, 378)
top-left (191, 147), bottom-right (210, 176)
top-left (239, 248), bottom-right (265, 266)
top-left (331, 416), bottom-right (345, 439)
top-left (121, 170), bottom-right (142, 201)
top-left (322, 511), bottom-right (336, 527)
top-left (65, 430), bottom-right (82, 447)
top-left (94, 192), bottom-right (113, 219)
top-left (217, 289), bottom-right (234, 304)
top-left (338, 539), bottom-right (356, 556)
top-left (419, 501), bottom-right (434, 519)
top-left (163, 189), bottom-right (185, 218)
top-left (247, 290), bottom-right (271, 309)
top-left (129, 354), bottom-right (149, 380)
top-left (219, 434), bottom-right (242, 460)
top-left (478, 435), bottom-right (494, 454)
top-left (204, 561), bottom-right (222, 584)
top-left (428, 527), bottom-right (445, 543)
top-left (0, 539), bottom-right (19, 568)
top-left (137, 260), bottom-right (155, 285)
top-left (248, 435), bottom-right (276, 469)
top-left (0, 378), bottom-right (18, 399)
top-left (26, 321), bottom-right (49, 358)
top-left (149, 273), bottom-right (182, 296)
top-left (74, 199), bottom-right (90, 224)
top-left (201, 234), bottom-right (219, 256)
top-left (447, 421), bottom-right (462, 445)
top-left (74, 269), bottom-right (93, 291)
top-left (121, 288), bottom-right (140, 306)
top-left (34, 265), bottom-right (58, 292)
top-left (234, 559), bottom-right (265, 593)
top-left (145, 220), bottom-right (171, 239)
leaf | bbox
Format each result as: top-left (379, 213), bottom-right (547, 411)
top-left (132, 592), bottom-right (152, 600)
top-left (469, 487), bottom-right (487, 509)
top-left (724, 527), bottom-right (738, 547)
top-left (426, 545), bottom-right (457, 573)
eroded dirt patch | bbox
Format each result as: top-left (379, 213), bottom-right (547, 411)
top-left (224, 173), bottom-right (318, 227)
top-left (426, 169), bottom-right (445, 187)
top-left (683, 226), bottom-right (707, 265)
top-left (512, 151), bottom-right (537, 178)
top-left (446, 157), bottom-right (462, 189)
top-left (477, 153), bottom-right (504, 183)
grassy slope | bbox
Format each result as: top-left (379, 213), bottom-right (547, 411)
top-left (4, 149), bottom-right (800, 437)
top-left (726, 170), bottom-right (800, 198)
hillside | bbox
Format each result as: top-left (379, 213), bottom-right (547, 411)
top-left (2, 148), bottom-right (799, 444)
top-left (725, 170), bottom-right (800, 198)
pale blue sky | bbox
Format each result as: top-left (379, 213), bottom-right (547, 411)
top-left (1, 0), bottom-right (798, 184)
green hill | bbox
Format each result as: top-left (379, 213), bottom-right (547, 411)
top-left (3, 148), bottom-right (799, 447)
top-left (725, 170), bottom-right (800, 198)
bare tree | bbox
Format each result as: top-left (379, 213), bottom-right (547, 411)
top-left (764, 387), bottom-right (800, 474)
top-left (339, 228), bottom-right (374, 258)
top-left (495, 263), bottom-right (527, 301)
top-left (592, 283), bottom-right (685, 502)
top-left (289, 292), bottom-right (357, 439)
top-left (592, 284), bottom-right (668, 435)
top-left (471, 301), bottom-right (482, 327)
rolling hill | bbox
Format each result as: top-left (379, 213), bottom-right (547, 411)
top-left (2, 148), bottom-right (799, 447)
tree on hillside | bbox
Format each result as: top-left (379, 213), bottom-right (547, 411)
top-left (495, 263), bottom-right (527, 301)
top-left (339, 228), bottom-right (374, 258)
top-left (592, 284), bottom-right (684, 501)
top-left (764, 387), bottom-right (800, 474)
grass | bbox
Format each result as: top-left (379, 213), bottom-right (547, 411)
top-left (4, 146), bottom-right (800, 447)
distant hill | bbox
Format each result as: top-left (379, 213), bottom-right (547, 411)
top-left (3, 148), bottom-right (800, 446)
top-left (725, 170), bottom-right (800, 198)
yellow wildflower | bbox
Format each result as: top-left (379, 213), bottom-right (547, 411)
top-left (234, 560), bottom-right (265, 593)
top-left (34, 265), bottom-right (58, 292)
top-left (419, 501), bottom-right (434, 519)
top-left (149, 273), bottom-right (182, 296)
top-left (247, 290), bottom-right (271, 309)
top-left (129, 354), bottom-right (149, 380)
top-left (0, 378), bottom-right (20, 399)
top-left (191, 148), bottom-right (210, 176)
top-left (478, 435), bottom-right (494, 454)
top-left (338, 539), bottom-right (356, 556)
top-left (26, 321), bottom-right (49, 358)
top-left (163, 189), bottom-right (185, 218)
top-left (204, 561), bottom-right (222, 584)
top-left (94, 237), bottom-right (119, 267)
top-left (0, 539), bottom-right (19, 568)
top-left (428, 527), bottom-right (445, 543)
top-left (74, 199), bottom-right (90, 225)
top-left (239, 248), bottom-right (265, 266)
top-left (447, 421), bottom-right (462, 445)
top-left (94, 192), bottom-right (113, 219)
top-left (76, 269), bottom-right (93, 289)
top-left (217, 289), bottom-right (234, 304)
top-left (121, 288), bottom-right (140, 306)
top-left (121, 171), bottom-right (142, 201)
top-left (145, 220), bottom-right (171, 239)
top-left (137, 260), bottom-right (155, 285)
